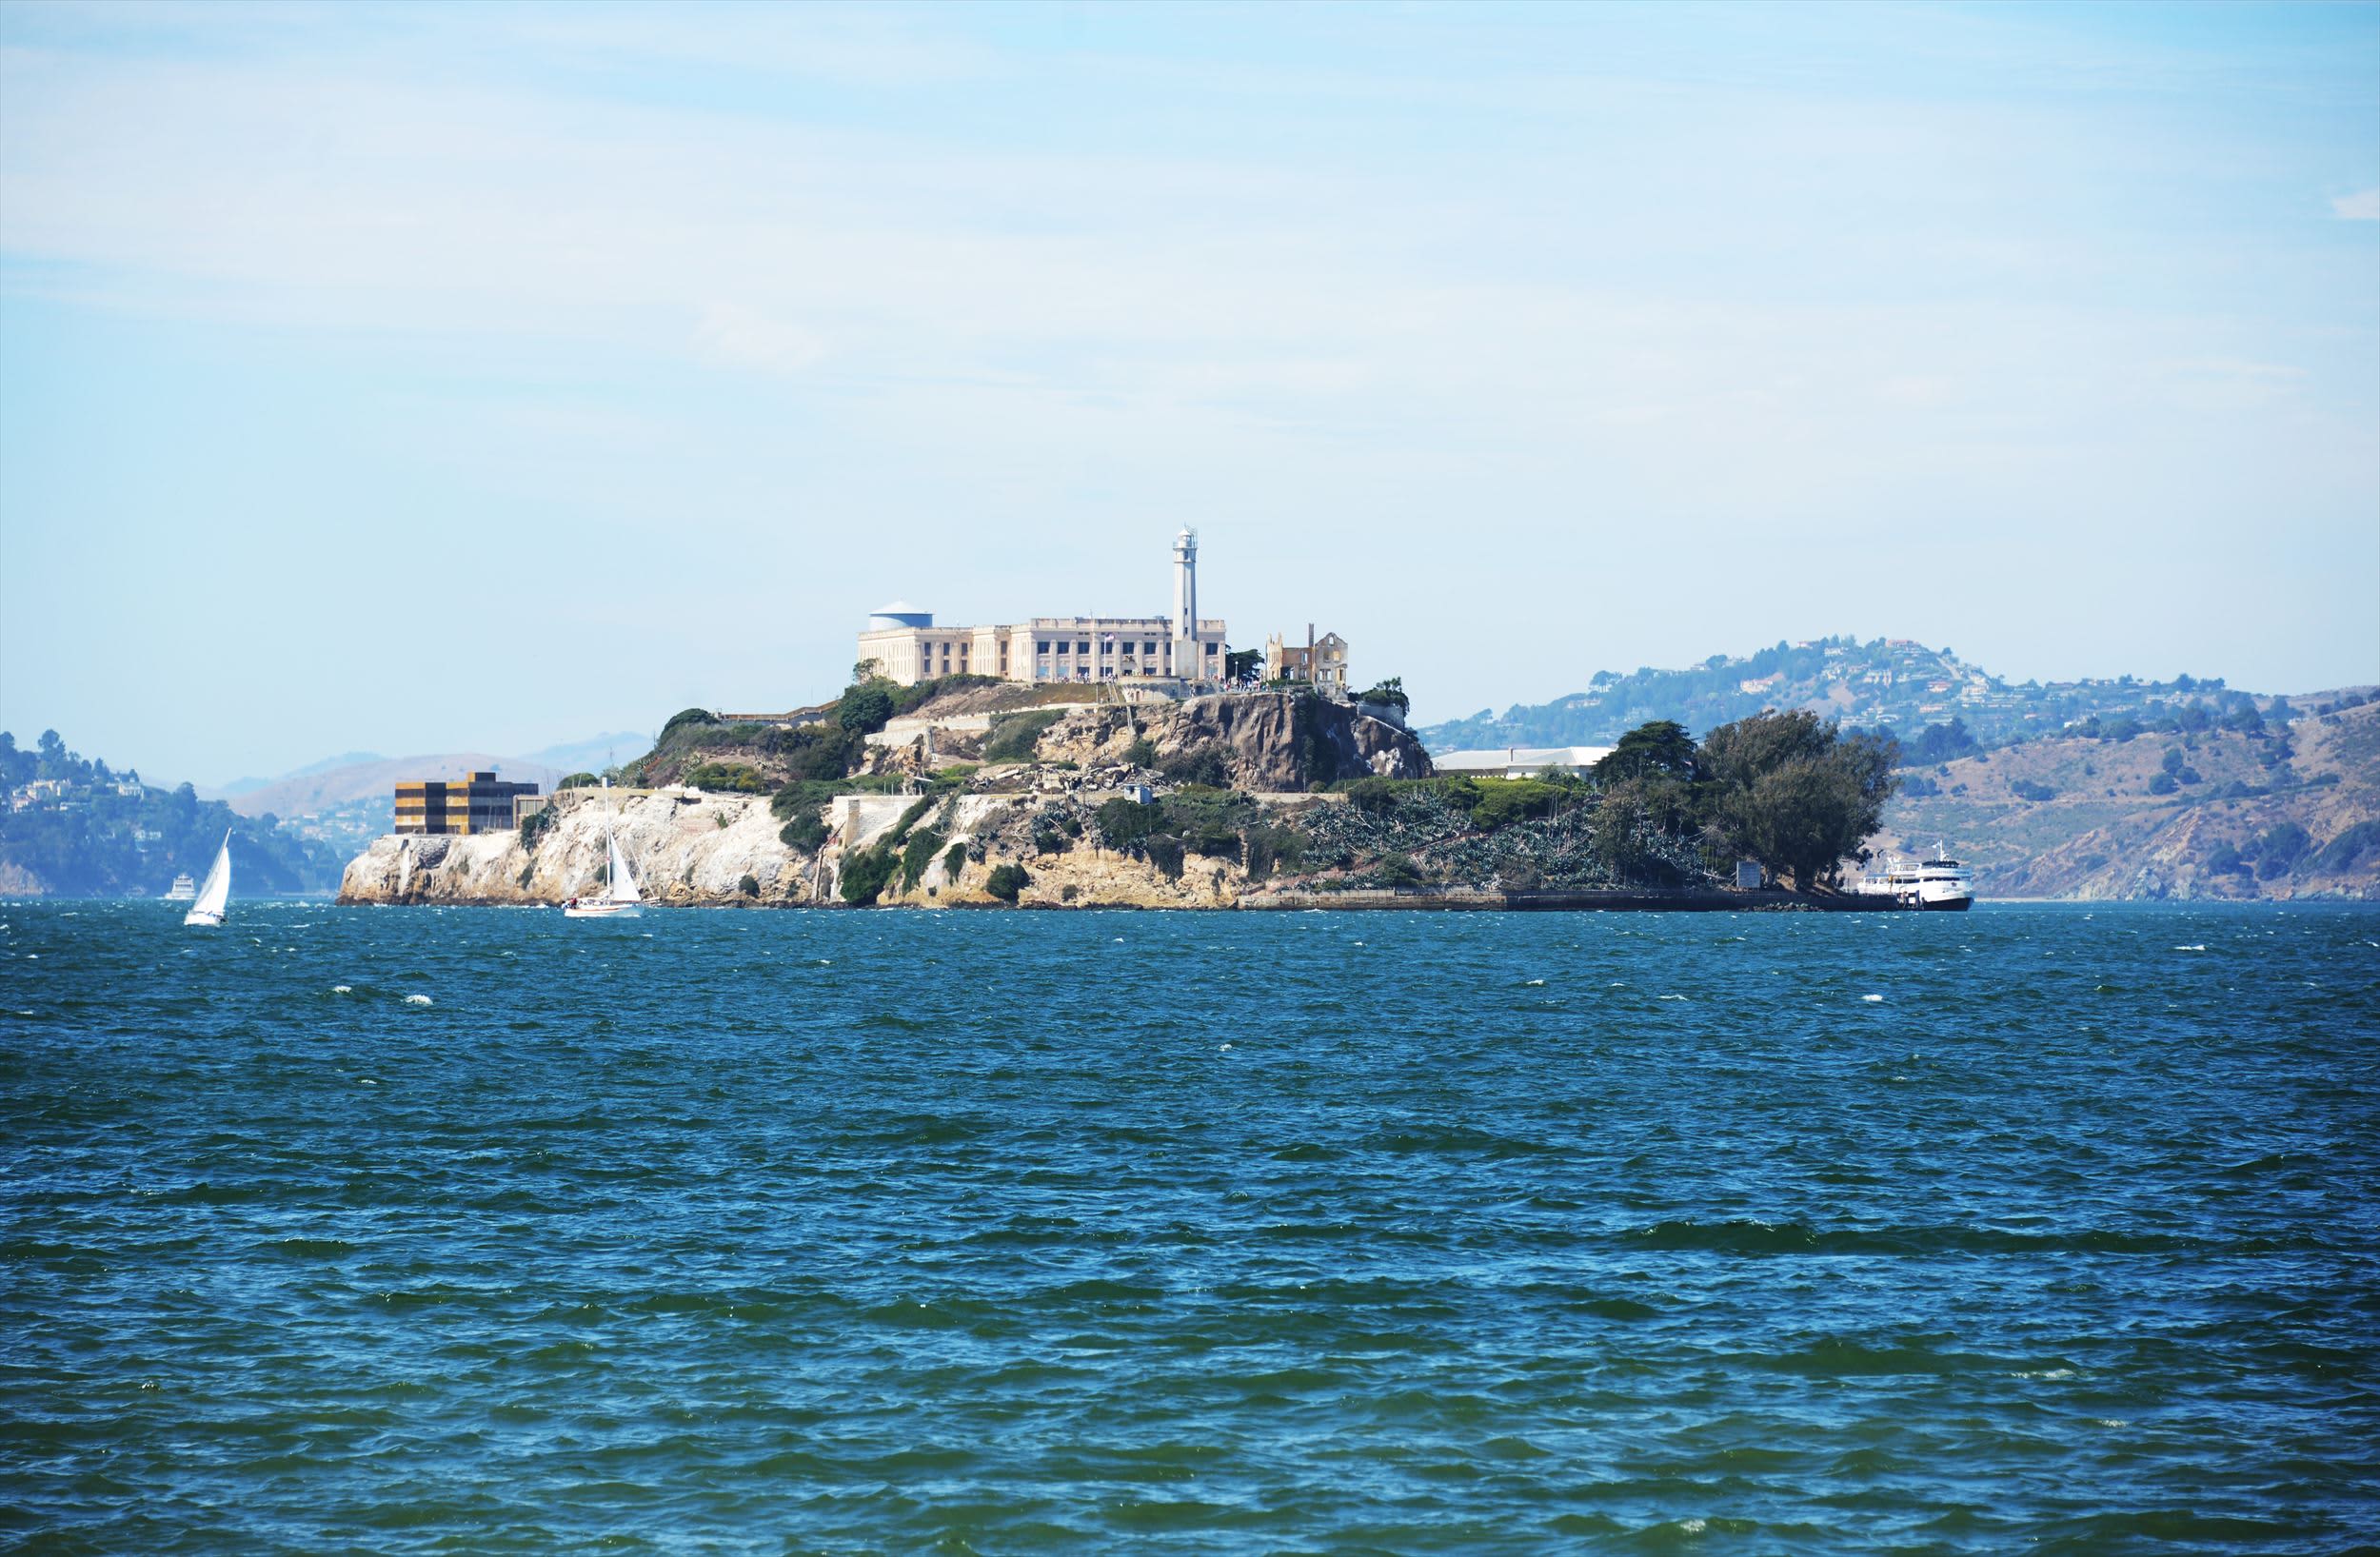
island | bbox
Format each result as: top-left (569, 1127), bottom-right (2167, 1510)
top-left (336, 675), bottom-right (1904, 911)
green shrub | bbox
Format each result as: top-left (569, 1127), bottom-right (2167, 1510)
top-left (1060, 883), bottom-right (1080, 903)
top-left (771, 779), bottom-right (836, 819)
top-left (942, 843), bottom-right (967, 880)
top-left (683, 761), bottom-right (768, 793)
top-left (780, 813), bottom-right (826, 851)
top-left (983, 710), bottom-right (1063, 764)
top-left (662, 707), bottom-right (716, 735)
top-left (985, 862), bottom-right (1029, 902)
top-left (738, 873), bottom-right (760, 897)
top-left (839, 847), bottom-right (895, 905)
top-left (779, 729), bottom-right (859, 782)
top-left (837, 683), bottom-right (897, 735)
top-left (1097, 797), bottom-right (1162, 851)
top-left (889, 796), bottom-right (936, 844)
top-left (1467, 778), bottom-right (1571, 831)
top-left (1158, 743), bottom-right (1230, 787)
top-left (1145, 836), bottom-right (1185, 878)
top-left (1243, 822), bottom-right (1307, 881)
top-left (559, 771), bottom-right (601, 790)
top-left (1377, 853), bottom-right (1425, 887)
top-left (900, 827), bottom-right (944, 890)
top-left (519, 806), bottom-right (556, 850)
top-left (1124, 737), bottom-right (1159, 768)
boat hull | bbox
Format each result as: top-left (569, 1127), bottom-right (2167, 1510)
top-left (563, 903), bottom-right (641, 919)
top-left (183, 910), bottom-right (224, 928)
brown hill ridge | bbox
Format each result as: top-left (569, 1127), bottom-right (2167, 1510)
top-left (1871, 702), bottom-right (2379, 899)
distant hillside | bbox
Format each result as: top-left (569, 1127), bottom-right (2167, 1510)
top-left (523, 731), bottom-right (652, 775)
top-left (227, 753), bottom-right (561, 820)
top-left (227, 753), bottom-right (565, 861)
top-left (206, 750), bottom-right (387, 799)
top-left (1, 730), bottom-right (347, 897)
top-left (1418, 636), bottom-right (2337, 755)
top-left (1871, 701), bottom-right (2379, 900)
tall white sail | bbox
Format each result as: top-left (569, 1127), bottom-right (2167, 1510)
top-left (605, 830), bottom-right (642, 904)
top-left (185, 832), bottom-right (231, 926)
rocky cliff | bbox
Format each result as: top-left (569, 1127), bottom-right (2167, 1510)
top-left (885, 690), bottom-right (1429, 790)
top-left (338, 691), bottom-right (1434, 909)
top-left (339, 789), bottom-right (817, 906)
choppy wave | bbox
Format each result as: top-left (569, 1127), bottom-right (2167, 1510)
top-left (3, 898), bottom-right (2375, 1551)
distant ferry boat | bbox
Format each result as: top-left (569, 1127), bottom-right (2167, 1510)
top-left (1855, 850), bottom-right (1975, 911)
top-left (164, 873), bottom-right (198, 902)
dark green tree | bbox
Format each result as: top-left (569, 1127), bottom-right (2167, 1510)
top-left (1699, 711), bottom-right (1897, 890)
top-left (1594, 719), bottom-right (1699, 782)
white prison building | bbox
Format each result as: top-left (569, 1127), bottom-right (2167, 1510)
top-left (856, 530), bottom-right (1227, 687)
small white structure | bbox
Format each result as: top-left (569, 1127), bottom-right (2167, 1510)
top-left (1735, 859), bottom-right (1765, 890)
top-left (1432, 745), bottom-right (1614, 779)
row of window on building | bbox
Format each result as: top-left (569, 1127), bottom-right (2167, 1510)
top-left (393, 772), bottom-right (543, 836)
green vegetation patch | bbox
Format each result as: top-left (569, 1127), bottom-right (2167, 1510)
top-left (983, 710), bottom-right (1064, 765)
top-left (682, 761), bottom-right (768, 793)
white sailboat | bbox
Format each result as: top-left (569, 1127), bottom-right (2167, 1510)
top-left (564, 824), bottom-right (643, 919)
top-left (184, 831), bottom-right (231, 928)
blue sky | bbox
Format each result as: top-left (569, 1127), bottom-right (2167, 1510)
top-left (2, 1), bottom-right (2375, 785)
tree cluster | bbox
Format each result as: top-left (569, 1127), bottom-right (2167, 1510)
top-left (1577, 713), bottom-right (1897, 889)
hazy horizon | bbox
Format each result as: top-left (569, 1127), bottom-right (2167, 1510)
top-left (4, 1), bottom-right (2376, 786)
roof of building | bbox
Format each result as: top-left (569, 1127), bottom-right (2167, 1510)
top-left (1433, 745), bottom-right (1615, 772)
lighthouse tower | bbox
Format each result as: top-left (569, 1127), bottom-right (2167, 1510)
top-left (1170, 527), bottom-right (1199, 679)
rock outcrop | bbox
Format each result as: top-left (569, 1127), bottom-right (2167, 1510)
top-left (1013, 691), bottom-right (1428, 790)
top-left (337, 693), bottom-right (1437, 911)
top-left (339, 789), bottom-right (821, 906)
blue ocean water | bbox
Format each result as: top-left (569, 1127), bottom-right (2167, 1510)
top-left (3, 900), bottom-right (2376, 1554)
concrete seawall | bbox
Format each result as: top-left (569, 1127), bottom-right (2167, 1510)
top-left (1240, 887), bottom-right (1903, 912)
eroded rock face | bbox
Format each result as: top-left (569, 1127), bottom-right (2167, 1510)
top-left (1033, 692), bottom-right (1430, 791)
top-left (338, 790), bottom-right (819, 906)
top-left (338, 694), bottom-right (1432, 909)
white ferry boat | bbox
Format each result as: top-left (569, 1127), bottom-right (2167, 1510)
top-left (1855, 849), bottom-right (1975, 911)
top-left (164, 873), bottom-right (198, 902)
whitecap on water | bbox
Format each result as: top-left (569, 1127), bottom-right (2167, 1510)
top-left (2173, 944), bottom-right (2207, 953)
top-left (1659, 994), bottom-right (1688, 1001)
top-left (405, 994), bottom-right (432, 1006)
top-left (1863, 994), bottom-right (1885, 1003)
top-left (1523, 978), bottom-right (1545, 987)
top-left (332, 985), bottom-right (352, 995)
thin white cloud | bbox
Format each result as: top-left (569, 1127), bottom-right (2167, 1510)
top-left (693, 304), bottom-right (827, 375)
top-left (2332, 188), bottom-right (2380, 221)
